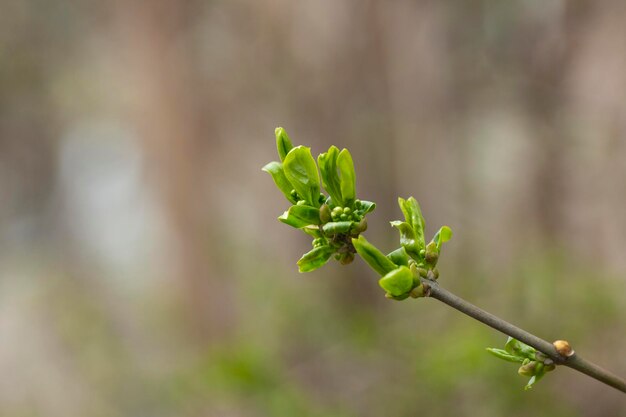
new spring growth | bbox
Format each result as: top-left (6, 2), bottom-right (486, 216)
top-left (487, 337), bottom-right (557, 390)
top-left (263, 128), bottom-right (626, 394)
top-left (263, 127), bottom-right (376, 272)
top-left (263, 127), bottom-right (452, 298)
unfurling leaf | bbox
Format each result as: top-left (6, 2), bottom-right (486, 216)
top-left (337, 149), bottom-right (356, 206)
top-left (379, 266), bottom-right (414, 296)
top-left (504, 337), bottom-right (536, 360)
top-left (398, 197), bottom-right (426, 251)
top-left (358, 200), bottom-right (376, 214)
top-left (275, 127), bottom-right (293, 162)
top-left (433, 225), bottom-right (453, 250)
top-left (387, 247), bottom-right (410, 267)
top-left (486, 348), bottom-right (525, 363)
top-left (318, 146), bottom-right (344, 206)
top-left (283, 146), bottom-right (321, 207)
top-left (262, 161), bottom-right (296, 204)
top-left (352, 235), bottom-right (397, 276)
top-left (390, 220), bottom-right (420, 259)
top-left (278, 205), bottom-right (322, 228)
top-left (322, 221), bottom-right (353, 235)
top-left (297, 245), bottom-right (335, 272)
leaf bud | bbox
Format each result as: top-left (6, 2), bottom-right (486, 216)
top-left (553, 340), bottom-right (574, 357)
top-left (319, 204), bottom-right (332, 223)
top-left (518, 361), bottom-right (537, 377)
top-left (354, 217), bottom-right (368, 233)
top-left (339, 252), bottom-right (355, 265)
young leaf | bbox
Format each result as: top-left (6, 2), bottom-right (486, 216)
top-left (433, 226), bottom-right (453, 250)
top-left (275, 127), bottom-right (293, 162)
top-left (302, 225), bottom-right (322, 238)
top-left (278, 205), bottom-right (322, 228)
top-left (318, 146), bottom-right (344, 206)
top-left (505, 337), bottom-right (536, 360)
top-left (390, 220), bottom-right (420, 259)
top-left (337, 149), bottom-right (356, 205)
top-left (352, 235), bottom-right (397, 276)
top-left (322, 221), bottom-right (353, 235)
top-left (486, 348), bottom-right (525, 363)
top-left (398, 197), bottom-right (426, 251)
top-left (358, 200), bottom-right (376, 214)
top-left (379, 266), bottom-right (414, 296)
top-left (387, 247), bottom-right (410, 267)
top-left (283, 146), bottom-right (321, 207)
top-left (262, 161), bottom-right (296, 204)
top-left (297, 245), bottom-right (335, 272)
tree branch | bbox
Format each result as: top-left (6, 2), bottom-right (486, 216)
top-left (422, 279), bottom-right (626, 394)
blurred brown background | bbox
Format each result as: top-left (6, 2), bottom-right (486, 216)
top-left (1, 0), bottom-right (625, 416)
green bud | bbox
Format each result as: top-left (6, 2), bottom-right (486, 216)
top-left (319, 204), bottom-right (332, 223)
top-left (339, 252), bottom-right (355, 265)
top-left (353, 217), bottom-right (368, 233)
top-left (343, 207), bottom-right (351, 214)
top-left (518, 361), bottom-right (537, 377)
top-left (424, 242), bottom-right (439, 266)
top-left (340, 214), bottom-right (348, 221)
top-left (409, 284), bottom-right (426, 298)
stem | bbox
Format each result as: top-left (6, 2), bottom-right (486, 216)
top-left (423, 279), bottom-right (626, 394)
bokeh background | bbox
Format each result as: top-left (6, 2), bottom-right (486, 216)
top-left (2, 0), bottom-right (626, 416)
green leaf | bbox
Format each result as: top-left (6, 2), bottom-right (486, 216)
top-left (275, 127), bottom-right (293, 162)
top-left (358, 200), bottom-right (376, 214)
top-left (262, 161), bottom-right (296, 204)
top-left (352, 235), bottom-right (397, 276)
top-left (504, 337), bottom-right (536, 360)
top-left (433, 226), bottom-right (453, 250)
top-left (322, 221), bottom-right (353, 235)
top-left (297, 245), bottom-right (335, 272)
top-left (337, 149), bottom-right (356, 205)
top-left (283, 146), bottom-right (321, 207)
top-left (486, 348), bottom-right (525, 363)
top-left (387, 247), bottom-right (409, 267)
top-left (318, 146), bottom-right (344, 206)
top-left (390, 220), bottom-right (420, 259)
top-left (378, 266), bottom-right (414, 296)
top-left (398, 197), bottom-right (426, 251)
top-left (278, 205), bottom-right (321, 228)
top-left (302, 225), bottom-right (322, 238)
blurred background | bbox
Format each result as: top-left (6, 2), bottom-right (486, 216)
top-left (1, 0), bottom-right (626, 416)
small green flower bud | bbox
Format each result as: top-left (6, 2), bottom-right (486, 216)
top-left (343, 207), bottom-right (351, 214)
top-left (340, 214), bottom-right (348, 221)
top-left (297, 200), bottom-right (306, 206)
